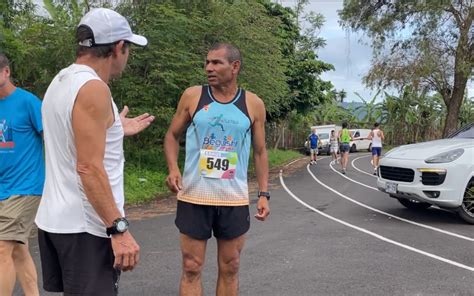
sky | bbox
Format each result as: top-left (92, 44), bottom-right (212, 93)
top-left (279, 0), bottom-right (473, 103)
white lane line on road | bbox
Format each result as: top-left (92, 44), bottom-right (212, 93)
top-left (324, 161), bottom-right (474, 241)
top-left (330, 161), bottom-right (379, 191)
top-left (351, 155), bottom-right (377, 178)
top-left (280, 170), bottom-right (474, 272)
top-left (285, 157), bottom-right (307, 168)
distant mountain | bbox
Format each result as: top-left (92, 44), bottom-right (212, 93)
top-left (339, 101), bottom-right (366, 121)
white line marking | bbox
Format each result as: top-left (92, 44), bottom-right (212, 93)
top-left (324, 161), bottom-right (474, 241)
top-left (351, 155), bottom-right (377, 177)
top-left (330, 161), bottom-right (379, 191)
top-left (285, 157), bottom-right (306, 167)
top-left (280, 170), bottom-right (474, 272)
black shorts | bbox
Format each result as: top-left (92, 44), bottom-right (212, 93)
top-left (175, 200), bottom-right (250, 240)
top-left (341, 143), bottom-right (351, 153)
top-left (38, 229), bottom-right (120, 296)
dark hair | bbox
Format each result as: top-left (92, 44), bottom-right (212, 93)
top-left (342, 122), bottom-right (348, 128)
top-left (76, 25), bottom-right (129, 58)
top-left (209, 42), bottom-right (242, 68)
top-left (0, 53), bottom-right (9, 69)
top-left (331, 130), bottom-right (335, 133)
top-left (374, 122), bottom-right (380, 128)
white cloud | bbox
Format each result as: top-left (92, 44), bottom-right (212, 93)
top-left (279, 0), bottom-right (378, 102)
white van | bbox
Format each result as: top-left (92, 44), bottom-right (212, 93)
top-left (349, 128), bottom-right (372, 152)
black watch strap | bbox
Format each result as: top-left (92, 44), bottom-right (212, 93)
top-left (257, 191), bottom-right (270, 200)
top-left (106, 217), bottom-right (129, 236)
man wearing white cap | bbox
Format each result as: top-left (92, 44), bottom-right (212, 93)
top-left (35, 8), bottom-right (153, 295)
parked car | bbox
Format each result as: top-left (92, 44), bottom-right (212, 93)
top-left (349, 129), bottom-right (372, 152)
top-left (376, 123), bottom-right (474, 224)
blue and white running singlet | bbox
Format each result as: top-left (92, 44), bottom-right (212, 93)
top-left (178, 85), bottom-right (252, 206)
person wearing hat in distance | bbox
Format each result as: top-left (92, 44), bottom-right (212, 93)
top-left (35, 8), bottom-right (154, 295)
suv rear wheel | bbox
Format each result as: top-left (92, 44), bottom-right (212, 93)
top-left (458, 179), bottom-right (474, 224)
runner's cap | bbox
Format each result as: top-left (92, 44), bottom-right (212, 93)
top-left (78, 8), bottom-right (147, 47)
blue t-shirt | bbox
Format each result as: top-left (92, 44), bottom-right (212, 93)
top-left (0, 88), bottom-right (44, 200)
top-left (309, 133), bottom-right (319, 149)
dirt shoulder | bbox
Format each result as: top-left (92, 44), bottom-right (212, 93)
top-left (125, 156), bottom-right (309, 220)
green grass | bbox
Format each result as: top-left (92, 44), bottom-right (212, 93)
top-left (124, 148), bottom-right (303, 205)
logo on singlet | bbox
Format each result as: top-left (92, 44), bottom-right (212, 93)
top-left (0, 119), bottom-right (14, 150)
top-left (209, 114), bottom-right (225, 131)
top-left (203, 133), bottom-right (238, 151)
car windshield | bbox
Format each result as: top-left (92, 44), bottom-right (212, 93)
top-left (319, 133), bottom-right (329, 140)
top-left (448, 124), bottom-right (474, 139)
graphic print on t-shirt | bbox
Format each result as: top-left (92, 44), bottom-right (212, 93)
top-left (0, 118), bottom-right (15, 150)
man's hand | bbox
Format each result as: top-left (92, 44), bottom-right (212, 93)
top-left (254, 197), bottom-right (270, 221)
top-left (111, 231), bottom-right (140, 272)
top-left (166, 170), bottom-right (183, 193)
top-left (120, 106), bottom-right (155, 136)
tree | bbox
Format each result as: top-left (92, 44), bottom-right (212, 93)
top-left (354, 90), bottom-right (382, 124)
top-left (265, 1), bottom-right (334, 118)
top-left (338, 89), bottom-right (347, 103)
top-left (340, 0), bottom-right (473, 137)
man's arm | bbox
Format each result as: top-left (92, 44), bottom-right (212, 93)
top-left (164, 86), bottom-right (199, 193)
top-left (380, 130), bottom-right (385, 141)
top-left (72, 80), bottom-right (138, 271)
top-left (249, 93), bottom-right (270, 221)
top-left (367, 131), bottom-right (374, 140)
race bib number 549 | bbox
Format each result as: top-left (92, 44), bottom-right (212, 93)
top-left (199, 149), bottom-right (237, 179)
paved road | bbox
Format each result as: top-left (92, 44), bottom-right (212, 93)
top-left (17, 153), bottom-right (473, 295)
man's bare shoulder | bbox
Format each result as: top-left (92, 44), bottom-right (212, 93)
top-left (182, 86), bottom-right (202, 99)
top-left (245, 91), bottom-right (265, 108)
top-left (77, 79), bottom-right (110, 107)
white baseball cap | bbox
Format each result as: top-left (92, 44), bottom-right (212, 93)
top-left (78, 8), bottom-right (148, 47)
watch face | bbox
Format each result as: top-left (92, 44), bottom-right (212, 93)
top-left (116, 220), bottom-right (128, 232)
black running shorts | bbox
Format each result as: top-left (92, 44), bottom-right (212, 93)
top-left (38, 229), bottom-right (120, 296)
top-left (175, 200), bottom-right (250, 240)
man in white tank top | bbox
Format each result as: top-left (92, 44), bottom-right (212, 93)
top-left (368, 122), bottom-right (385, 175)
top-left (35, 8), bottom-right (154, 295)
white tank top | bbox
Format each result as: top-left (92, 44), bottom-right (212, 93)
top-left (35, 64), bottom-right (125, 238)
top-left (371, 128), bottom-right (382, 148)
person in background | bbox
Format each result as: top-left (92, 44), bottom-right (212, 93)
top-left (308, 127), bottom-right (319, 165)
top-left (338, 122), bottom-right (353, 174)
top-left (0, 52), bottom-right (44, 296)
top-left (329, 129), bottom-right (339, 164)
top-left (368, 122), bottom-right (385, 175)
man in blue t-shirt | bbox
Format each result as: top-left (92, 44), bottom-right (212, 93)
top-left (0, 53), bottom-right (44, 296)
top-left (308, 127), bottom-right (319, 165)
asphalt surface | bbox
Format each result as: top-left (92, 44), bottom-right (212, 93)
top-left (16, 153), bottom-right (473, 296)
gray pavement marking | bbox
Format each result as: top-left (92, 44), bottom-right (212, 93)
top-left (280, 169), bottom-right (474, 273)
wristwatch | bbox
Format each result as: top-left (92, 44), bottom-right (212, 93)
top-left (106, 217), bottom-right (129, 236)
top-left (257, 191), bottom-right (270, 200)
